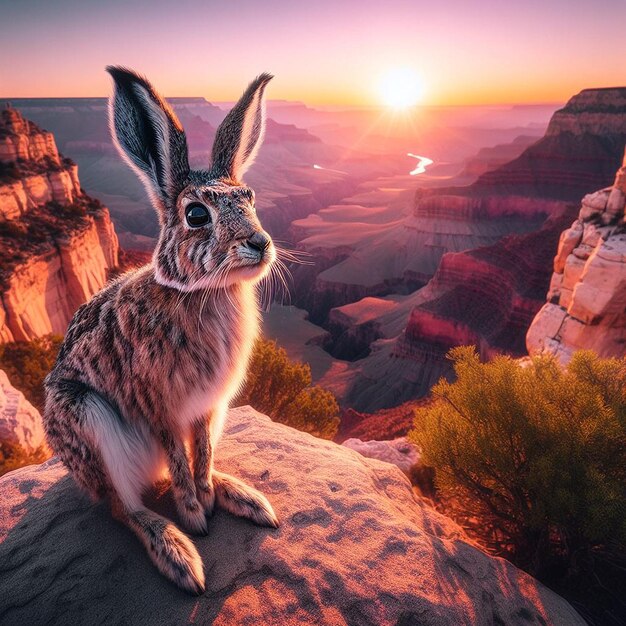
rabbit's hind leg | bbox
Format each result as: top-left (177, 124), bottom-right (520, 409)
top-left (81, 393), bottom-right (206, 594)
top-left (44, 382), bottom-right (110, 501)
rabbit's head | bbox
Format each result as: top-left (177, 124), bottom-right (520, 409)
top-left (107, 66), bottom-right (275, 292)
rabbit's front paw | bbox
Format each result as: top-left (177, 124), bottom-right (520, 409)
top-left (195, 480), bottom-right (216, 516)
top-left (177, 497), bottom-right (208, 536)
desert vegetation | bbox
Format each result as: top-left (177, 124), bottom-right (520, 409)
top-left (0, 440), bottom-right (48, 477)
top-left (237, 338), bottom-right (340, 439)
top-left (410, 347), bottom-right (626, 622)
top-left (0, 334), bottom-right (62, 411)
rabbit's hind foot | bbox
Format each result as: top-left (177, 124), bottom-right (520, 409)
top-left (213, 470), bottom-right (279, 528)
top-left (175, 494), bottom-right (209, 536)
top-left (113, 498), bottom-right (205, 595)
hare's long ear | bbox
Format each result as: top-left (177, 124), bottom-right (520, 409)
top-left (106, 66), bottom-right (189, 210)
top-left (210, 73), bottom-right (273, 181)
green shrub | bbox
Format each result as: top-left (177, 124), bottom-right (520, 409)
top-left (410, 347), bottom-right (626, 573)
top-left (238, 339), bottom-right (340, 439)
top-left (0, 334), bottom-right (62, 411)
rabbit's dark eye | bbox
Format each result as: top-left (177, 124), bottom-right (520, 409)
top-left (185, 203), bottom-right (211, 228)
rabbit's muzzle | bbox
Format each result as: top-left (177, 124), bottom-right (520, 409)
top-left (229, 230), bottom-right (275, 283)
top-left (245, 232), bottom-right (271, 257)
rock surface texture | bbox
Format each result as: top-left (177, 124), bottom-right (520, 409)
top-left (0, 368), bottom-right (44, 453)
top-left (527, 152), bottom-right (626, 361)
top-left (0, 106), bottom-right (119, 342)
top-left (0, 407), bottom-right (584, 626)
top-left (342, 436), bottom-right (420, 474)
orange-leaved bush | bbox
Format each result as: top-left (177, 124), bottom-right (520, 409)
top-left (0, 440), bottom-right (48, 477)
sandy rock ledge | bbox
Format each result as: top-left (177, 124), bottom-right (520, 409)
top-left (0, 406), bottom-right (584, 625)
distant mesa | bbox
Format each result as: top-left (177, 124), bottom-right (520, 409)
top-left (471, 86), bottom-right (626, 200)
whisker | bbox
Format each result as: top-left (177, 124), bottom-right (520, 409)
top-left (275, 245), bottom-right (314, 266)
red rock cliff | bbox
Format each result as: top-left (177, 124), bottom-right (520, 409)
top-left (0, 106), bottom-right (119, 342)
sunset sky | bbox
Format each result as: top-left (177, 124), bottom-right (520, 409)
top-left (1, 0), bottom-right (624, 106)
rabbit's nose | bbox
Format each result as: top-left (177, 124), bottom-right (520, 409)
top-left (246, 232), bottom-right (271, 255)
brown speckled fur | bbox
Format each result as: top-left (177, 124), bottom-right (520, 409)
top-left (43, 67), bottom-right (278, 595)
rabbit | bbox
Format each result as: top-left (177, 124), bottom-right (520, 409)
top-left (43, 66), bottom-right (279, 595)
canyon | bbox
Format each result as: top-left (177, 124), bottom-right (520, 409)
top-left (0, 106), bottom-right (119, 343)
top-left (3, 88), bottom-right (624, 415)
top-left (281, 87), bottom-right (626, 411)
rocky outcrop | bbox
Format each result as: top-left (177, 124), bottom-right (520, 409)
top-left (527, 153), bottom-right (626, 361)
top-left (0, 166), bottom-right (81, 219)
top-left (0, 106), bottom-right (59, 164)
top-left (342, 436), bottom-right (419, 474)
top-left (0, 406), bottom-right (584, 625)
top-left (0, 369), bottom-right (44, 453)
top-left (0, 106), bottom-right (119, 343)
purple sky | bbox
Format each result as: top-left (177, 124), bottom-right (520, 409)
top-left (0, 0), bottom-right (624, 105)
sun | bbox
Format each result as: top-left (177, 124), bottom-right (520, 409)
top-left (379, 68), bottom-right (424, 109)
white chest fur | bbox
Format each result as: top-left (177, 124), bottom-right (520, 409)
top-left (176, 283), bottom-right (259, 435)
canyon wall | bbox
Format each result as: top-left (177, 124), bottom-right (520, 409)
top-left (331, 209), bottom-right (575, 411)
top-left (472, 87), bottom-right (626, 199)
top-left (0, 106), bottom-right (119, 343)
top-left (527, 153), bottom-right (626, 361)
top-left (325, 87), bottom-right (625, 411)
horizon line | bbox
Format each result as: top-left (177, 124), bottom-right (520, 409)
top-left (0, 95), bottom-right (568, 110)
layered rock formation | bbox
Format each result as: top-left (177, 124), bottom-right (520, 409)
top-left (473, 87), bottom-right (626, 199)
top-left (527, 153), bottom-right (626, 360)
top-left (292, 186), bottom-right (559, 327)
top-left (316, 205), bottom-right (577, 411)
top-left (5, 98), bottom-right (364, 247)
top-left (0, 106), bottom-right (119, 342)
top-left (0, 406), bottom-right (584, 625)
top-left (0, 369), bottom-right (44, 453)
